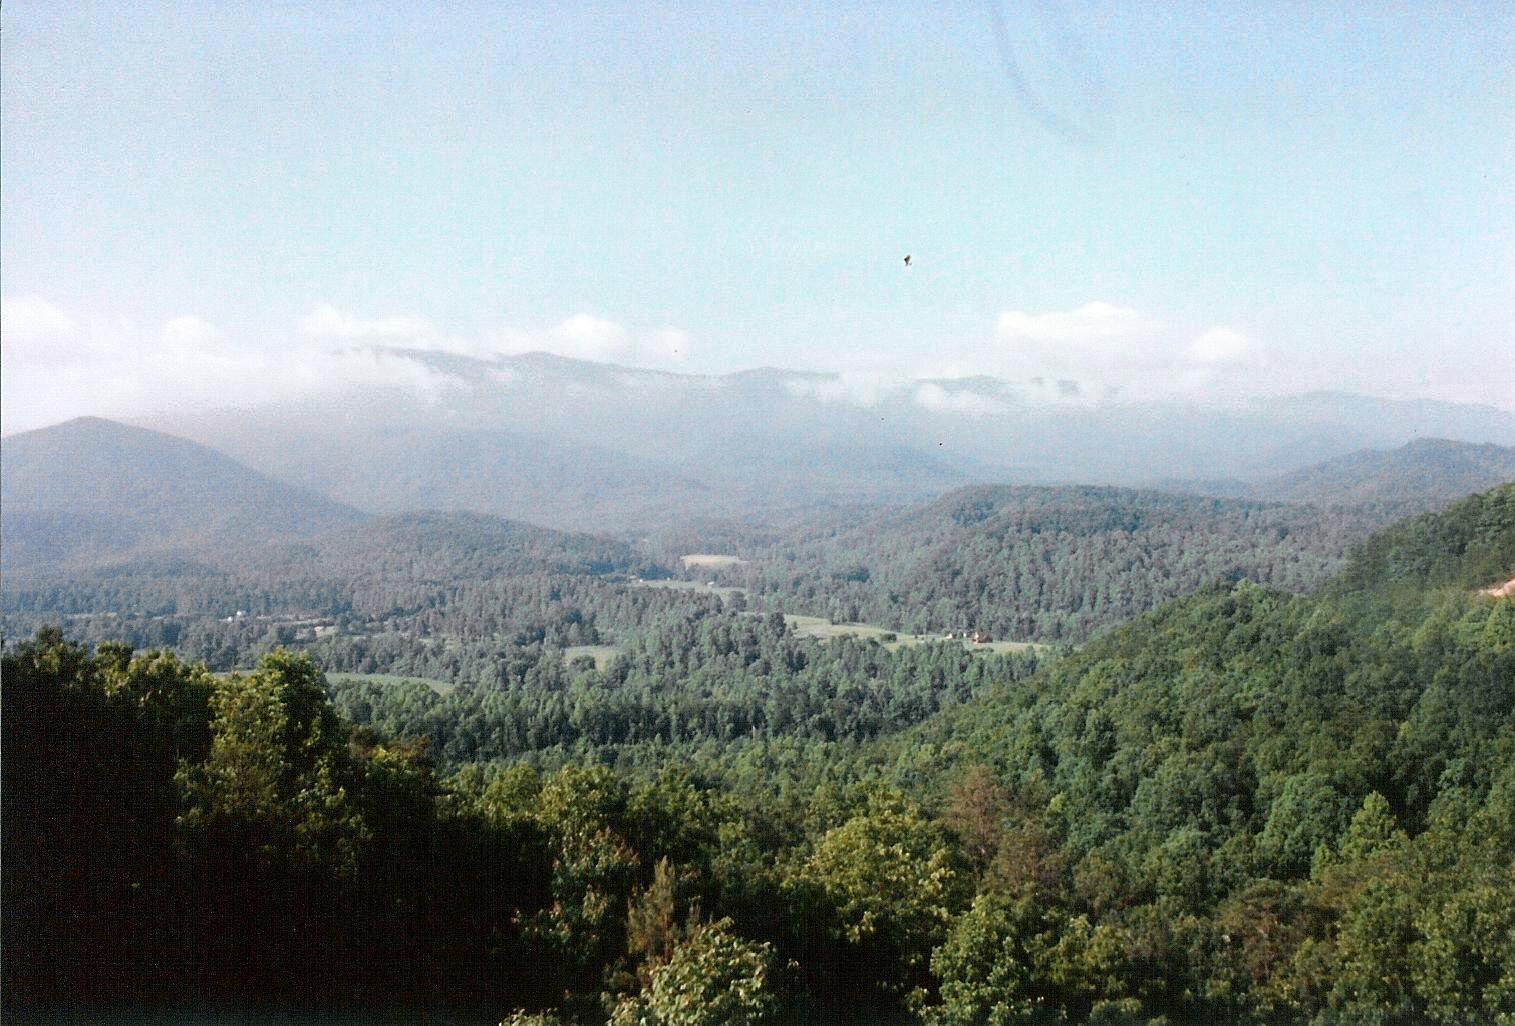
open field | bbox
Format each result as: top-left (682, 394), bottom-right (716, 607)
top-left (563, 644), bottom-right (624, 670)
top-left (633, 578), bottom-right (746, 599)
top-left (783, 614), bottom-right (1047, 654)
top-left (625, 580), bottom-right (1051, 654)
top-left (784, 614), bottom-right (902, 641)
top-left (326, 672), bottom-right (457, 696)
top-left (680, 553), bottom-right (748, 569)
top-left (975, 640), bottom-right (1048, 654)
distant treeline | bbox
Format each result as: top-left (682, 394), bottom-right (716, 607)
top-left (4, 486), bottom-right (1390, 680)
top-left (688, 486), bottom-right (1389, 642)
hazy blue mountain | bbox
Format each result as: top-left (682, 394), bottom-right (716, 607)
top-left (137, 350), bottom-right (1515, 532)
top-left (250, 423), bottom-right (720, 533)
top-left (260, 509), bottom-right (654, 581)
top-left (1, 417), bottom-right (366, 575)
top-left (1163, 437), bottom-right (1515, 516)
top-left (1251, 437), bottom-right (1515, 508)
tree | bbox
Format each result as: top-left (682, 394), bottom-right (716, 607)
top-left (177, 649), bottom-right (367, 878)
top-left (788, 791), bottom-right (966, 998)
top-left (609, 918), bottom-right (774, 1026)
top-left (926, 892), bottom-right (1129, 1026)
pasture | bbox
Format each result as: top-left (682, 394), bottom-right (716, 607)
top-left (783, 614), bottom-right (1046, 654)
top-left (326, 672), bottom-right (457, 696)
top-left (634, 578), bottom-right (746, 599)
top-left (680, 553), bottom-right (748, 569)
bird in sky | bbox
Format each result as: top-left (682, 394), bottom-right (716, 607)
top-left (903, 254), bottom-right (912, 267)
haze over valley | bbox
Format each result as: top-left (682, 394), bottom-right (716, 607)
top-left (88, 347), bottom-right (1515, 532)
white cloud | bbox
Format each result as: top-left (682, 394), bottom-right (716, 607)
top-left (1186, 326), bottom-right (1252, 364)
top-left (955, 302), bottom-right (1268, 402)
top-left (2, 296), bottom-right (75, 340)
top-left (0, 298), bottom-right (453, 433)
top-left (912, 383), bottom-right (1008, 417)
top-left (552, 314), bottom-right (631, 361)
top-left (996, 301), bottom-right (1151, 343)
top-left (0, 296), bottom-right (108, 370)
top-left (162, 314), bottom-right (225, 349)
top-left (295, 304), bottom-right (700, 368)
top-left (0, 294), bottom-right (1284, 433)
top-left (0, 299), bottom-right (701, 432)
top-left (298, 303), bottom-right (433, 341)
top-left (494, 314), bottom-right (695, 369)
top-left (785, 370), bottom-right (904, 407)
top-left (988, 301), bottom-right (1166, 399)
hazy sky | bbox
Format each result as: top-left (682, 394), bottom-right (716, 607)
top-left (3, 1), bottom-right (1513, 431)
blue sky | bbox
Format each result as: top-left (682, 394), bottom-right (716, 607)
top-left (3, 1), bottom-right (1512, 429)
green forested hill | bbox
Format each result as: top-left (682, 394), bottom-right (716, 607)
top-left (1162, 437), bottom-right (1515, 515)
top-left (270, 510), bottom-right (657, 581)
top-left (714, 485), bottom-right (1382, 642)
top-left (326, 609), bottom-right (1042, 768)
top-left (3, 508), bottom-right (657, 619)
top-left (876, 483), bottom-right (1515, 1024)
top-left (1326, 479), bottom-right (1515, 598)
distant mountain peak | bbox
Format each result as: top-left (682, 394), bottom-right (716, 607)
top-left (2, 418), bottom-right (365, 576)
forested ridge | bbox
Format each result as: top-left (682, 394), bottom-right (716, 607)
top-left (1, 509), bottom-right (665, 669)
top-left (6, 483), bottom-right (1371, 680)
top-left (1225, 438), bottom-right (1515, 515)
top-left (4, 485), bottom-right (1512, 1024)
top-left (0, 464), bottom-right (1472, 666)
top-left (681, 485), bottom-right (1386, 642)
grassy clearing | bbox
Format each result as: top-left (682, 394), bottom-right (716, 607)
top-left (975, 640), bottom-right (1046, 654)
top-left (631, 581), bottom-right (1050, 654)
top-left (634, 579), bottom-right (746, 599)
top-left (326, 672), bottom-right (457, 696)
top-left (783, 614), bottom-right (1047, 654)
top-left (680, 553), bottom-right (748, 569)
top-left (563, 644), bottom-right (624, 670)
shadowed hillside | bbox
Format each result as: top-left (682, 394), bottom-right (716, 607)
top-left (1163, 437), bottom-right (1515, 516)
top-left (1, 418), bottom-right (366, 576)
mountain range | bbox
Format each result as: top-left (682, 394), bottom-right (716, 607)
top-left (137, 350), bottom-right (1515, 531)
top-left (4, 400), bottom-right (1512, 594)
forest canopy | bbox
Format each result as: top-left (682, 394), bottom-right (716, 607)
top-left (4, 485), bottom-right (1512, 1024)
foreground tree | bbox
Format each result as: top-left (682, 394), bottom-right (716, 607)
top-left (609, 917), bottom-right (775, 1026)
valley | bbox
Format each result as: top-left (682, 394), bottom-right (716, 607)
top-left (3, 412), bottom-right (1512, 1025)
top-left (7, 8), bottom-right (1509, 1022)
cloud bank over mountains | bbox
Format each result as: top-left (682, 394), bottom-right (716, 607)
top-left (1, 298), bottom-right (450, 433)
top-left (788, 301), bottom-right (1264, 409)
top-left (1, 299), bottom-right (705, 432)
top-left (975, 301), bottom-right (1259, 402)
top-left (8, 293), bottom-right (1512, 515)
top-left (0, 294), bottom-right (1491, 435)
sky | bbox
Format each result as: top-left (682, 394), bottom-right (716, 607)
top-left (3, 1), bottom-right (1513, 432)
